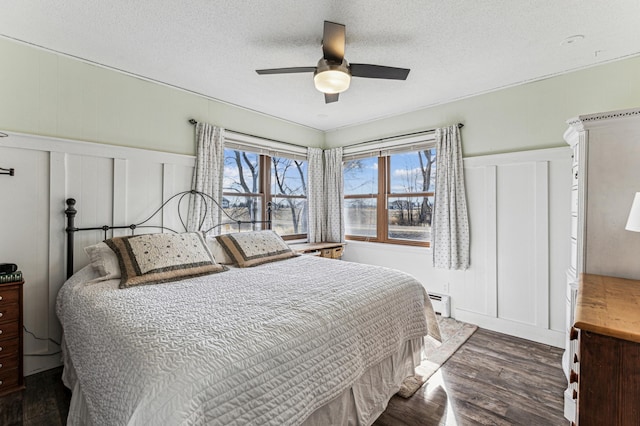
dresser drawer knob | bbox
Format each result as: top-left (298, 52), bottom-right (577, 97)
top-left (0, 363), bottom-right (3, 369)
top-left (0, 312), bottom-right (3, 318)
top-left (0, 295), bottom-right (3, 300)
top-left (0, 380), bottom-right (2, 386)
top-left (570, 370), bottom-right (579, 383)
top-left (0, 329), bottom-right (3, 335)
top-left (570, 327), bottom-right (579, 340)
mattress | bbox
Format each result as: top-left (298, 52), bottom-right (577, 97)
top-left (57, 256), bottom-right (440, 425)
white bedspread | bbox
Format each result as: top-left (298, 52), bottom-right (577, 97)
top-left (56, 256), bottom-right (438, 425)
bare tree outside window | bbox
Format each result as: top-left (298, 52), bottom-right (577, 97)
top-left (271, 156), bottom-right (308, 236)
top-left (388, 149), bottom-right (436, 242)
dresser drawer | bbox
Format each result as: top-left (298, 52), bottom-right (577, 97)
top-left (0, 367), bottom-right (19, 392)
top-left (0, 287), bottom-right (19, 305)
top-left (0, 351), bottom-right (18, 371)
top-left (0, 303), bottom-right (19, 323)
top-left (0, 338), bottom-right (19, 358)
top-left (0, 320), bottom-right (18, 340)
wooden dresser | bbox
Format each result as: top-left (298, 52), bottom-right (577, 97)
top-left (563, 108), bottom-right (640, 422)
top-left (0, 280), bottom-right (24, 397)
top-left (572, 274), bottom-right (640, 426)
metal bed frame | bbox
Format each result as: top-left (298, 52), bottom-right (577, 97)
top-left (64, 190), bottom-right (270, 278)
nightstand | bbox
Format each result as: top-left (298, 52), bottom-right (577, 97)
top-left (291, 242), bottom-right (345, 259)
top-left (0, 280), bottom-right (24, 397)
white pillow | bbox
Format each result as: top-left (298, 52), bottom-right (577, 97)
top-left (206, 236), bottom-right (234, 264)
top-left (84, 242), bottom-right (121, 282)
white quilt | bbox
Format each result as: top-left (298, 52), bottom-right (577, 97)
top-left (56, 256), bottom-right (438, 425)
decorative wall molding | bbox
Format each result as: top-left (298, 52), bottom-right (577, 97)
top-left (0, 131), bottom-right (195, 375)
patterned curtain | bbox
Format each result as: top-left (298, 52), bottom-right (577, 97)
top-left (432, 125), bottom-right (470, 269)
top-left (307, 147), bottom-right (344, 243)
top-left (324, 147), bottom-right (344, 242)
top-left (307, 148), bottom-right (324, 242)
top-left (187, 122), bottom-right (225, 234)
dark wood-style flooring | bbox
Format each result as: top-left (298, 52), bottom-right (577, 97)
top-left (0, 328), bottom-right (566, 425)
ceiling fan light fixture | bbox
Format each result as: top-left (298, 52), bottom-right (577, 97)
top-left (314, 58), bottom-right (351, 94)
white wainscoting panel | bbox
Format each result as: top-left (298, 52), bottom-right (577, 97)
top-left (0, 131), bottom-right (195, 374)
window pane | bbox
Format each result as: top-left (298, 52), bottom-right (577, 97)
top-left (387, 196), bottom-right (433, 242)
top-left (389, 149), bottom-right (436, 194)
top-left (345, 198), bottom-right (377, 237)
top-left (270, 197), bottom-right (307, 235)
top-left (271, 157), bottom-right (307, 196)
top-left (220, 195), bottom-right (262, 233)
top-left (223, 149), bottom-right (260, 193)
top-left (344, 157), bottom-right (378, 195)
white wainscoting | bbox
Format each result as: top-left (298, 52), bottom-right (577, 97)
top-left (0, 131), bottom-right (195, 374)
top-left (342, 147), bottom-right (571, 347)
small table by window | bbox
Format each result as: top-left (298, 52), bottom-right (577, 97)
top-left (291, 242), bottom-right (345, 259)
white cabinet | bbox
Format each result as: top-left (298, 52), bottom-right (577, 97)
top-left (562, 107), bottom-right (640, 423)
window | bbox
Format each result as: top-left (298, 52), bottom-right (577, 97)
top-left (344, 147), bottom-right (436, 246)
top-left (222, 148), bottom-right (308, 239)
top-left (270, 156), bottom-right (308, 238)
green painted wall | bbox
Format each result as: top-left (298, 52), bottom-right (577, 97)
top-left (2, 36), bottom-right (639, 157)
top-left (0, 38), bottom-right (324, 155)
top-left (326, 56), bottom-right (640, 157)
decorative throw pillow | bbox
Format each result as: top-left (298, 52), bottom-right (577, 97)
top-left (105, 232), bottom-right (226, 288)
top-left (84, 242), bottom-right (121, 282)
top-left (216, 230), bottom-right (298, 267)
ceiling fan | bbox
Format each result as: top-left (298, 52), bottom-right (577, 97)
top-left (256, 21), bottom-right (410, 104)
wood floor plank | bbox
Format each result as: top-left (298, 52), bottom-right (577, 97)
top-left (374, 328), bottom-right (566, 425)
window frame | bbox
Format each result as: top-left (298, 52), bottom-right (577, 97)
top-left (344, 149), bottom-right (435, 248)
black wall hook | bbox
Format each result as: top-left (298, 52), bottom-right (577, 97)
top-left (0, 167), bottom-right (14, 176)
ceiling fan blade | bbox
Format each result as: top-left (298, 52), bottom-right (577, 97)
top-left (322, 21), bottom-right (345, 63)
top-left (350, 64), bottom-right (410, 80)
top-left (256, 67), bottom-right (316, 75)
top-left (324, 93), bottom-right (339, 103)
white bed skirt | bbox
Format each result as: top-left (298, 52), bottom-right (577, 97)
top-left (63, 337), bottom-right (423, 426)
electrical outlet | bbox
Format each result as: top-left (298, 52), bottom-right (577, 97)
top-left (443, 282), bottom-right (450, 293)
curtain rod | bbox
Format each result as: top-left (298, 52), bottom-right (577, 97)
top-left (189, 119), bottom-right (463, 150)
top-left (188, 119), bottom-right (308, 151)
top-left (343, 122), bottom-right (464, 149)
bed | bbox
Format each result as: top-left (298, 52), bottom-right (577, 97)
top-left (56, 191), bottom-right (441, 425)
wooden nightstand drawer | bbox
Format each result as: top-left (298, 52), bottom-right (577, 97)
top-left (0, 320), bottom-right (18, 340)
top-left (0, 303), bottom-right (19, 323)
top-left (0, 288), bottom-right (19, 305)
top-left (0, 338), bottom-right (19, 358)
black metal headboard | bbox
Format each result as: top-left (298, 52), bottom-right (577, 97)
top-left (64, 190), bottom-right (269, 279)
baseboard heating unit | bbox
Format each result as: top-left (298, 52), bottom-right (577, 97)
top-left (428, 293), bottom-right (450, 318)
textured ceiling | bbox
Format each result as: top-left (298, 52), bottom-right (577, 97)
top-left (2, 0), bottom-right (639, 131)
